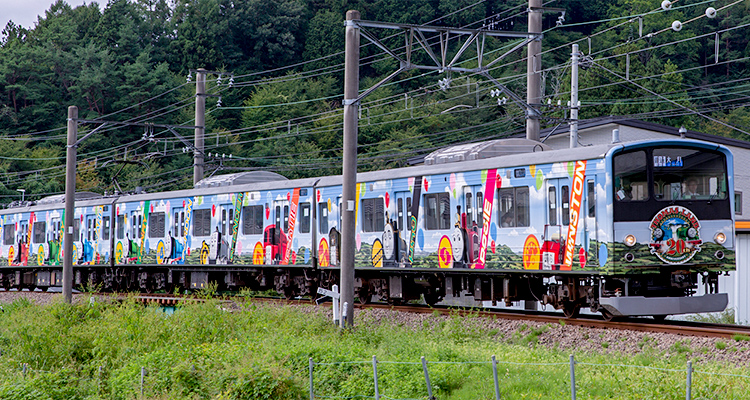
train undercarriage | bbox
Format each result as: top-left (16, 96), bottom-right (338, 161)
top-left (0, 265), bottom-right (727, 319)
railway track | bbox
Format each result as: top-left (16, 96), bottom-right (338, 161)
top-left (363, 302), bottom-right (750, 339)
top-left (25, 290), bottom-right (748, 340)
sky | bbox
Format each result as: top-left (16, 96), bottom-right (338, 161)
top-left (1, 0), bottom-right (99, 31)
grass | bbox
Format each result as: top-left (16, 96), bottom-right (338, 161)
top-left (0, 296), bottom-right (747, 399)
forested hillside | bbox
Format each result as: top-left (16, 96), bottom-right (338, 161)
top-left (0, 0), bottom-right (748, 202)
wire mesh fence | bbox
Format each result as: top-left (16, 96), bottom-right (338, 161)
top-left (308, 355), bottom-right (750, 400)
top-left (4, 355), bottom-right (749, 399)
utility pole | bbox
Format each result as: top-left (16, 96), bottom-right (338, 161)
top-left (63, 106), bottom-right (77, 304)
top-left (570, 43), bottom-right (579, 148)
top-left (526, 0), bottom-right (542, 141)
top-left (340, 9), bottom-right (360, 328)
top-left (194, 68), bottom-right (206, 185)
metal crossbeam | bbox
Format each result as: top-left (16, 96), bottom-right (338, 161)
top-left (348, 19), bottom-right (540, 113)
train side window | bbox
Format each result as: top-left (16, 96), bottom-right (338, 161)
top-left (440, 193), bottom-right (450, 229)
top-left (476, 192), bottom-right (484, 228)
top-left (498, 187), bottom-right (530, 228)
top-left (425, 195), bottom-right (438, 230)
top-left (424, 193), bottom-right (450, 230)
top-left (614, 150), bottom-right (648, 201)
top-left (172, 210), bottom-right (180, 237)
top-left (32, 221), bottom-right (46, 244)
top-left (318, 203), bottom-right (329, 234)
top-left (228, 208), bottom-right (234, 236)
top-left (87, 218), bottom-right (93, 241)
top-left (221, 208), bottom-right (227, 236)
top-left (131, 213), bottom-right (138, 239)
top-left (243, 205), bottom-right (264, 235)
top-left (499, 189), bottom-right (514, 227)
top-left (73, 219), bottom-right (80, 241)
top-left (180, 211), bottom-right (185, 237)
top-left (587, 180), bottom-right (596, 218)
top-left (736, 192), bottom-right (743, 215)
top-left (275, 206), bottom-right (281, 231)
top-left (149, 212), bottom-right (165, 238)
top-left (548, 186), bottom-right (557, 226)
top-left (117, 215), bottom-right (125, 239)
top-left (283, 205), bottom-right (289, 232)
top-left (362, 198), bottom-right (385, 232)
top-left (561, 185), bottom-right (570, 226)
top-left (516, 187), bottom-right (530, 227)
top-left (299, 202), bottom-right (311, 233)
top-left (193, 209), bottom-right (211, 237)
top-left (130, 213), bottom-right (141, 239)
top-left (466, 192), bottom-right (474, 226)
top-left (19, 222), bottom-right (27, 243)
top-left (397, 198), bottom-right (403, 231)
top-left (102, 216), bottom-right (110, 241)
top-left (3, 224), bottom-right (14, 245)
top-left (406, 197), bottom-right (412, 230)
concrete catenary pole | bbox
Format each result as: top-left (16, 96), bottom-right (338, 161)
top-left (63, 106), bottom-right (77, 303)
top-left (341, 9), bottom-right (360, 328)
top-left (526, 0), bottom-right (542, 141)
top-left (194, 68), bottom-right (206, 185)
top-left (570, 43), bottom-right (579, 148)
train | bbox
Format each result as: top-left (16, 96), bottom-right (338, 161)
top-left (0, 137), bottom-right (735, 319)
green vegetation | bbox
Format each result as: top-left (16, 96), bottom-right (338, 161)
top-left (0, 296), bottom-right (747, 399)
top-left (686, 308), bottom-right (737, 325)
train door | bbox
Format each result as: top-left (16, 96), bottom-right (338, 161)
top-left (49, 217), bottom-right (62, 265)
top-left (462, 185), bottom-right (483, 263)
top-left (336, 195), bottom-right (343, 231)
top-left (211, 204), bottom-right (233, 263)
top-left (84, 214), bottom-right (97, 263)
top-left (130, 210), bottom-right (143, 262)
top-left (394, 191), bottom-right (411, 263)
top-left (542, 178), bottom-right (570, 269)
top-left (268, 199), bottom-right (289, 263)
top-left (332, 195), bottom-right (342, 266)
top-left (583, 177), bottom-right (598, 268)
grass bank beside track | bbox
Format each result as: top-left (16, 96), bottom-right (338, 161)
top-left (0, 295), bottom-right (747, 399)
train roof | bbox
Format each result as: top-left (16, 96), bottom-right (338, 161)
top-left (423, 138), bottom-right (553, 165)
top-left (193, 171), bottom-right (288, 189)
top-left (0, 138), bottom-right (732, 213)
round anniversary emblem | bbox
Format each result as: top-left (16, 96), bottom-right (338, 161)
top-left (649, 206), bottom-right (702, 264)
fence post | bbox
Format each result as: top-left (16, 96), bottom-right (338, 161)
top-left (372, 356), bottom-right (380, 400)
top-left (570, 355), bottom-right (576, 400)
top-left (492, 355), bottom-right (501, 400)
top-left (141, 367), bottom-right (147, 398)
top-left (422, 356), bottom-right (433, 399)
top-left (309, 358), bottom-right (315, 400)
top-left (686, 361), bottom-right (692, 400)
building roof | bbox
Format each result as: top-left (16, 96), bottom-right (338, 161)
top-left (538, 116), bottom-right (750, 150)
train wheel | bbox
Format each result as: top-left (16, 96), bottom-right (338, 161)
top-left (356, 286), bottom-right (371, 305)
top-left (423, 291), bottom-right (442, 307)
top-left (562, 301), bottom-right (580, 318)
top-left (600, 309), bottom-right (615, 322)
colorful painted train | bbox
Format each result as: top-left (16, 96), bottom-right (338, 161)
top-left (0, 138), bottom-right (735, 319)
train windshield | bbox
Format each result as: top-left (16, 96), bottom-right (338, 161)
top-left (652, 148), bottom-right (727, 201)
top-left (614, 147), bottom-right (728, 202)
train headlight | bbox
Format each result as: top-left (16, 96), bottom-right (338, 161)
top-left (624, 234), bottom-right (637, 247)
top-left (714, 232), bottom-right (727, 245)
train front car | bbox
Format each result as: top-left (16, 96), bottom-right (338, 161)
top-left (603, 139), bottom-right (734, 319)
